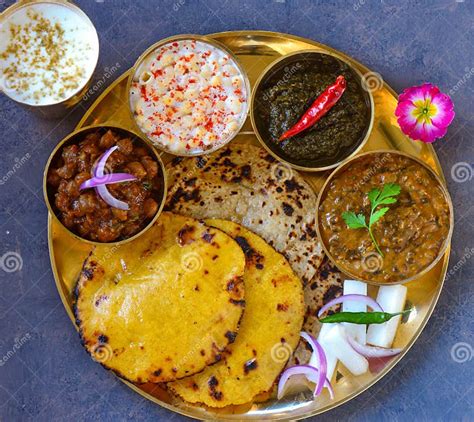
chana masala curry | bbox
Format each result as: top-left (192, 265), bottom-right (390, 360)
top-left (47, 129), bottom-right (164, 242)
top-left (318, 152), bottom-right (451, 283)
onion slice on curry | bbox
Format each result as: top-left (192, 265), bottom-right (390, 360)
top-left (79, 173), bottom-right (136, 189)
top-left (80, 145), bottom-right (136, 210)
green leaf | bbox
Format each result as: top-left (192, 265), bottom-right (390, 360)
top-left (341, 183), bottom-right (401, 255)
top-left (369, 207), bottom-right (389, 226)
top-left (342, 211), bottom-right (367, 229)
top-left (376, 197), bottom-right (397, 205)
top-left (367, 188), bottom-right (380, 206)
top-left (377, 183), bottom-right (401, 201)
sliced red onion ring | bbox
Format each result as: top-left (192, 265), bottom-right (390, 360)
top-left (308, 370), bottom-right (334, 400)
top-left (325, 376), bottom-right (335, 399)
top-left (277, 365), bottom-right (334, 400)
top-left (96, 184), bottom-right (129, 211)
top-left (80, 173), bottom-right (136, 190)
top-left (300, 332), bottom-right (327, 397)
top-left (318, 294), bottom-right (383, 318)
top-left (95, 145), bottom-right (118, 178)
top-left (346, 335), bottom-right (402, 358)
top-left (86, 145), bottom-right (132, 210)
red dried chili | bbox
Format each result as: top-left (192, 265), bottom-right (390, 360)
top-left (279, 75), bottom-right (346, 141)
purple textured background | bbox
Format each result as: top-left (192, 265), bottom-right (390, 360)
top-left (0, 1), bottom-right (473, 421)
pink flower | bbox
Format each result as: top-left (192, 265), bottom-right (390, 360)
top-left (395, 83), bottom-right (455, 143)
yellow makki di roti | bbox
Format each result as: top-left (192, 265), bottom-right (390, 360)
top-left (169, 219), bottom-right (305, 407)
top-left (74, 212), bottom-right (246, 384)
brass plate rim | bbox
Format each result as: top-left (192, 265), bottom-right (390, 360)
top-left (47, 30), bottom-right (452, 421)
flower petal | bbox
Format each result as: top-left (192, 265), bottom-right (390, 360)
top-left (398, 86), bottom-right (426, 104)
top-left (420, 122), bottom-right (448, 142)
top-left (407, 120), bottom-right (426, 141)
top-left (399, 83), bottom-right (440, 104)
top-left (407, 120), bottom-right (447, 143)
top-left (395, 99), bottom-right (414, 117)
top-left (395, 100), bottom-right (418, 132)
top-left (420, 83), bottom-right (439, 101)
top-left (430, 92), bottom-right (455, 128)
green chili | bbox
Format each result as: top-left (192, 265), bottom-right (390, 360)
top-left (319, 310), bottom-right (411, 325)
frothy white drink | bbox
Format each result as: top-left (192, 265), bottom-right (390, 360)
top-left (0, 2), bottom-right (99, 105)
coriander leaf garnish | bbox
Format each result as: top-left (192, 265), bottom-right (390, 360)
top-left (342, 183), bottom-right (401, 257)
top-left (369, 207), bottom-right (389, 227)
top-left (342, 212), bottom-right (367, 229)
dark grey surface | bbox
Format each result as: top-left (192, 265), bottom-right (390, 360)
top-left (0, 1), bottom-right (473, 421)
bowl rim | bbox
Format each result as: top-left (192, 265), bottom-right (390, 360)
top-left (0, 0), bottom-right (100, 108)
top-left (249, 48), bottom-right (375, 172)
top-left (125, 33), bottom-right (251, 157)
top-left (315, 149), bottom-right (454, 286)
top-left (43, 123), bottom-right (168, 246)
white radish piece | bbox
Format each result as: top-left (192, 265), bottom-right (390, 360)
top-left (314, 323), bottom-right (338, 381)
top-left (323, 324), bottom-right (368, 376)
top-left (342, 279), bottom-right (367, 344)
top-left (367, 284), bottom-right (407, 348)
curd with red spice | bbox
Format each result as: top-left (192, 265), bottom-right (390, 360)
top-left (130, 39), bottom-right (248, 155)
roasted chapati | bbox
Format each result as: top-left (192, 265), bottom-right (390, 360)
top-left (164, 143), bottom-right (323, 285)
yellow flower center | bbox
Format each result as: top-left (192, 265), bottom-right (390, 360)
top-left (412, 98), bottom-right (438, 124)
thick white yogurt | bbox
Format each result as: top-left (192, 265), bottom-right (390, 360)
top-left (0, 2), bottom-right (99, 105)
top-left (130, 39), bottom-right (248, 155)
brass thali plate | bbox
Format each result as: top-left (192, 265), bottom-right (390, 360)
top-left (47, 31), bottom-right (450, 420)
